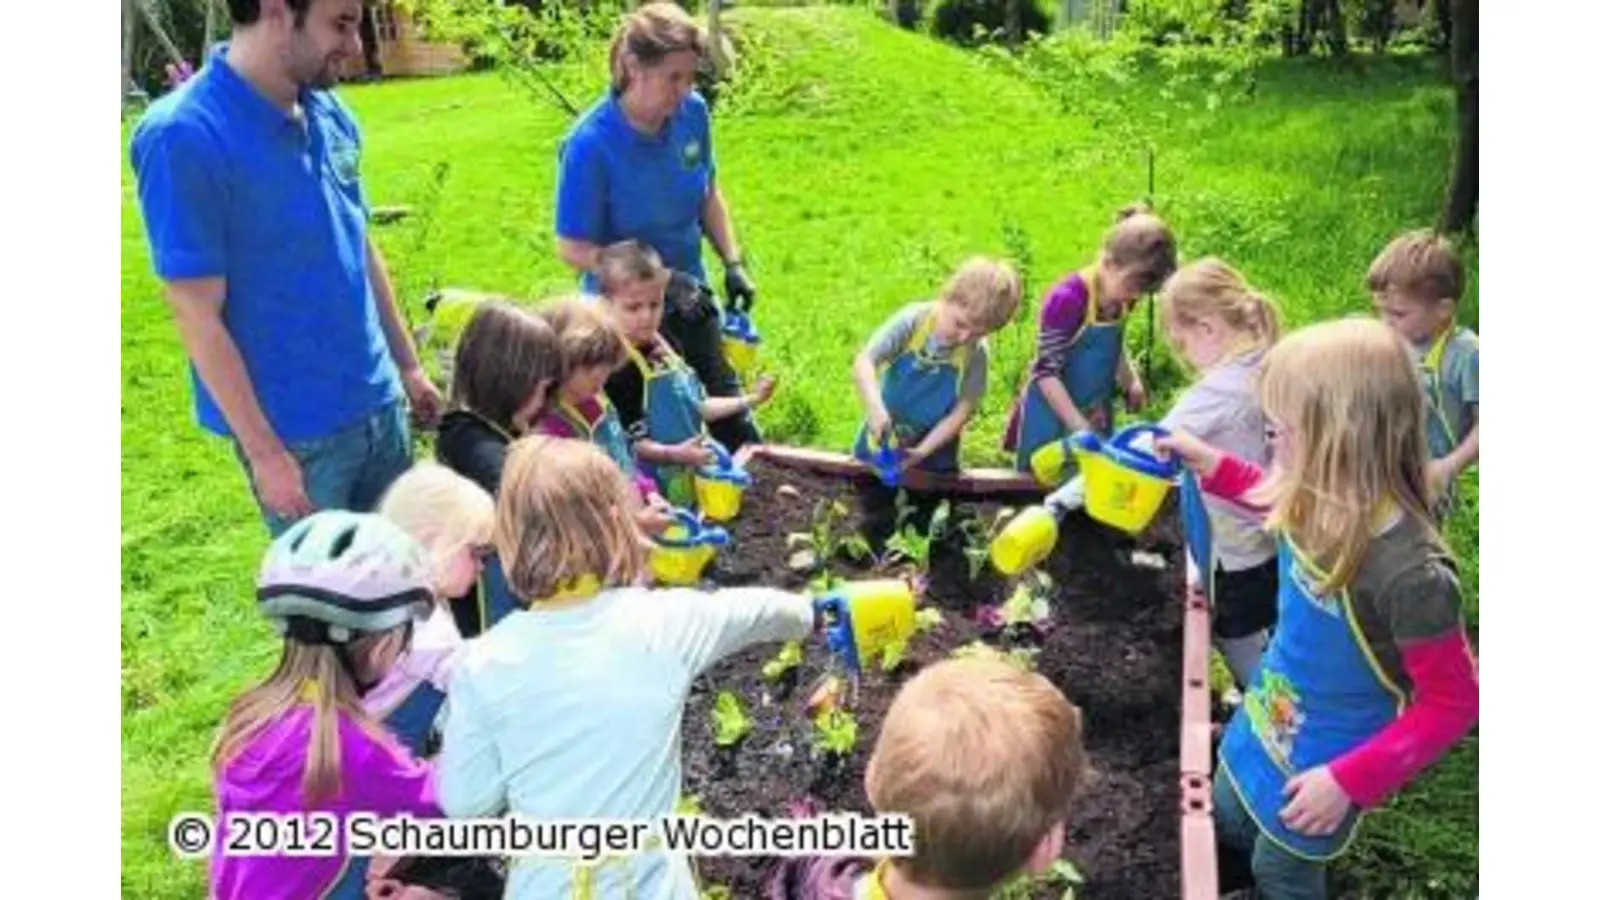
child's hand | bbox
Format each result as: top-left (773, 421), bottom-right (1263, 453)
top-left (1152, 430), bottom-right (1222, 477)
top-left (1425, 458), bottom-right (1452, 502)
top-left (672, 436), bottom-right (715, 468)
top-left (637, 497), bottom-right (675, 536)
top-left (750, 375), bottom-right (778, 407)
top-left (902, 443), bottom-right (930, 469)
top-left (1280, 765), bottom-right (1353, 836)
top-left (867, 408), bottom-right (893, 446)
top-left (1124, 377), bottom-right (1147, 413)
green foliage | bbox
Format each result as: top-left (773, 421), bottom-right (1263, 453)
top-left (957, 507), bottom-right (1016, 581)
top-left (761, 640), bottom-right (806, 682)
top-left (930, 0), bottom-right (1051, 47)
top-left (711, 691), bottom-right (754, 747)
top-left (994, 856), bottom-right (1085, 900)
top-left (812, 707), bottom-right (860, 757)
top-left (787, 497), bottom-right (873, 581)
top-left (951, 640), bottom-right (1040, 671)
top-left (884, 498), bottom-right (951, 572)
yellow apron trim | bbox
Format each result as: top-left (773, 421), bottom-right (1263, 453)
top-left (557, 397), bottom-right (599, 441)
top-left (1420, 326), bottom-right (1465, 449)
top-left (902, 305), bottom-right (970, 382)
top-left (457, 406), bottom-right (519, 444)
top-left (860, 859), bottom-right (892, 900)
top-left (1216, 760), bottom-right (1363, 864)
top-left (1282, 535), bottom-right (1406, 708)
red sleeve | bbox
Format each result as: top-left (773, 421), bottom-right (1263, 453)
top-left (1199, 454), bottom-right (1268, 512)
top-left (1328, 628), bottom-right (1479, 807)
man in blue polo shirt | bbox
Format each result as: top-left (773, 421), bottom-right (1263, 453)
top-left (130, 0), bottom-right (441, 537)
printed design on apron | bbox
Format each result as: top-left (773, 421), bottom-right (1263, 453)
top-left (1243, 669), bottom-right (1306, 773)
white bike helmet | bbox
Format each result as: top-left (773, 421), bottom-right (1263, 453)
top-left (257, 510), bottom-right (435, 645)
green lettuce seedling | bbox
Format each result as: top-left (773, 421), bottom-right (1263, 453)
top-left (711, 691), bottom-right (753, 747)
top-left (813, 707), bottom-right (859, 757)
top-left (761, 641), bottom-right (805, 682)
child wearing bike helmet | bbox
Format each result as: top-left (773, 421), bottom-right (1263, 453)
top-left (210, 511), bottom-right (443, 900)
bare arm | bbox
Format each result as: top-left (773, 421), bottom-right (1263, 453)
top-left (853, 351), bottom-right (891, 435)
top-left (701, 184), bottom-right (742, 266)
top-left (167, 279), bottom-right (313, 518)
top-left (1038, 375), bottom-right (1093, 434)
top-left (912, 397), bottom-right (977, 462)
top-left (1116, 345), bottom-right (1139, 391)
top-left (368, 238), bottom-right (422, 375)
top-left (1438, 422), bottom-right (1480, 479)
top-left (556, 237), bottom-right (604, 275)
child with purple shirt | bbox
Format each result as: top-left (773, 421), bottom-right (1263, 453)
top-left (1004, 204), bottom-right (1178, 484)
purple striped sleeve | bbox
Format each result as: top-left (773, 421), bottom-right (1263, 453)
top-left (1030, 272), bottom-right (1091, 377)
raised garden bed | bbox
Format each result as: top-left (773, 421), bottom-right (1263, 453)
top-left (677, 446), bottom-right (1220, 900)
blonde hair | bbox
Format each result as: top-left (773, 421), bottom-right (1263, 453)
top-left (1251, 318), bottom-right (1438, 591)
top-left (541, 295), bottom-right (630, 382)
top-left (378, 462), bottom-right (494, 592)
top-left (1366, 229), bottom-right (1463, 306)
top-left (212, 641), bottom-right (395, 804)
top-left (609, 2), bottom-right (706, 93)
top-left (865, 658), bottom-right (1086, 892)
top-left (494, 436), bottom-right (647, 603)
top-left (938, 256), bottom-right (1022, 332)
top-left (1159, 257), bottom-right (1282, 353)
top-left (1102, 202), bottom-right (1179, 294)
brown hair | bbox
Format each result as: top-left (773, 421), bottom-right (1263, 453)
top-left (608, 2), bottom-right (706, 93)
top-left (939, 256), bottom-right (1022, 332)
top-left (1251, 317), bottom-right (1440, 591)
top-left (1159, 257), bottom-right (1282, 352)
top-left (596, 240), bottom-right (670, 295)
top-left (1102, 202), bottom-right (1178, 294)
top-left (449, 300), bottom-right (562, 434)
top-left (1366, 229), bottom-right (1463, 306)
top-left (494, 436), bottom-right (647, 603)
top-left (865, 657), bottom-right (1087, 892)
top-left (541, 295), bottom-right (630, 382)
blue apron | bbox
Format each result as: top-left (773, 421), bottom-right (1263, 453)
top-left (851, 309), bottom-right (967, 474)
top-left (1217, 535), bottom-right (1404, 861)
top-left (1179, 468), bottom-right (1216, 601)
top-left (379, 682), bottom-right (447, 759)
top-left (1419, 327), bottom-right (1464, 461)
top-left (1012, 270), bottom-right (1125, 473)
top-left (477, 554), bottom-right (521, 634)
top-left (629, 340), bottom-right (707, 508)
top-left (324, 859), bottom-right (371, 899)
top-left (557, 397), bottom-right (638, 478)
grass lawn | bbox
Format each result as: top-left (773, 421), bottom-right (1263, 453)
top-left (121, 7), bottom-right (1477, 897)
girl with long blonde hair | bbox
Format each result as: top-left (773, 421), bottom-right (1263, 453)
top-left (1155, 318), bottom-right (1478, 899)
top-left (436, 436), bottom-right (824, 899)
top-left (210, 512), bottom-right (441, 900)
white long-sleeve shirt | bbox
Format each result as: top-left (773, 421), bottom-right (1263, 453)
top-left (437, 585), bottom-right (816, 899)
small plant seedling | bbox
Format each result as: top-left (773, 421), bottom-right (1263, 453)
top-left (959, 507), bottom-right (1017, 582)
top-left (885, 499), bottom-right (951, 573)
top-left (992, 856), bottom-right (1085, 900)
top-left (878, 606), bottom-right (946, 673)
top-left (700, 886), bottom-right (734, 900)
top-left (915, 607), bottom-right (946, 633)
top-left (676, 793), bottom-right (705, 816)
top-left (951, 640), bottom-right (1040, 672)
top-left (711, 691), bottom-right (753, 747)
top-left (813, 707), bottom-right (860, 758)
top-left (787, 496), bottom-right (874, 578)
top-left (978, 571), bottom-right (1056, 634)
top-left (761, 641), bottom-right (805, 682)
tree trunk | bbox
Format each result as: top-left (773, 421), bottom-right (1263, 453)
top-left (1438, 0), bottom-right (1478, 234)
top-left (123, 0), bottom-right (136, 99)
top-left (1435, 0), bottom-right (1453, 52)
top-left (1324, 0), bottom-right (1348, 56)
top-left (204, 0), bottom-right (218, 55)
top-left (1007, 0), bottom-right (1023, 50)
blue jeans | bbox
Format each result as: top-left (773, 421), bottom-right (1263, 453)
top-left (236, 399), bottom-right (413, 538)
top-left (1214, 769), bottom-right (1329, 900)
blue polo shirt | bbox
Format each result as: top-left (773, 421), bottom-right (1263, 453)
top-left (554, 90), bottom-right (716, 294)
top-left (130, 44), bottom-right (401, 442)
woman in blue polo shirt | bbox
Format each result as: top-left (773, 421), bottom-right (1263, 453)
top-left (553, 1), bottom-right (760, 451)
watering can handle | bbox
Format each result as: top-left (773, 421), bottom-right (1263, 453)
top-left (1111, 424), bottom-right (1180, 476)
top-left (707, 438), bottom-right (734, 470)
top-left (670, 507), bottom-right (702, 535)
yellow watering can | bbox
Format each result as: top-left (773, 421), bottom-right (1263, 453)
top-left (814, 579), bottom-right (918, 675)
top-left (991, 505), bottom-right (1061, 577)
top-left (1070, 423), bottom-right (1180, 535)
top-left (695, 440), bottom-right (752, 522)
top-left (720, 308), bottom-right (763, 386)
top-left (649, 509), bottom-right (730, 586)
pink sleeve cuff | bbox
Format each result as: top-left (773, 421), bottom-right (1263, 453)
top-left (1199, 454), bottom-right (1267, 511)
top-left (1328, 628), bottom-right (1479, 807)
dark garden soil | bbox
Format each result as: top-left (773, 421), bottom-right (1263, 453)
top-left (681, 456), bottom-right (1190, 899)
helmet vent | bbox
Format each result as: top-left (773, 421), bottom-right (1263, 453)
top-left (330, 525), bottom-right (359, 560)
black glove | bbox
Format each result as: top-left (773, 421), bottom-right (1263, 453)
top-left (724, 262), bottom-right (757, 313)
top-left (665, 270), bottom-right (718, 325)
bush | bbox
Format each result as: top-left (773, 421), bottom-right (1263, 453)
top-left (931, 0), bottom-right (1051, 47)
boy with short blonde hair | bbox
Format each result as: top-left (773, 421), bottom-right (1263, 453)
top-left (766, 657), bottom-right (1087, 899)
top-left (1367, 229), bottom-right (1479, 516)
top-left (853, 257), bottom-right (1022, 475)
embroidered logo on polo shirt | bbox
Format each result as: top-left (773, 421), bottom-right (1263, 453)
top-left (330, 140), bottom-right (361, 185)
top-left (680, 138), bottom-right (703, 169)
